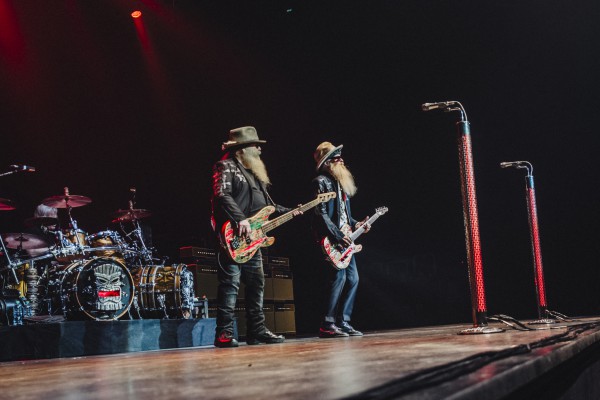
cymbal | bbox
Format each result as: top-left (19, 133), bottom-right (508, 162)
top-left (41, 194), bottom-right (92, 208)
top-left (1, 233), bottom-right (50, 250)
top-left (0, 198), bottom-right (16, 211)
top-left (111, 209), bottom-right (152, 223)
top-left (24, 216), bottom-right (59, 228)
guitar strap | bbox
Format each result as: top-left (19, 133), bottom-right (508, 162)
top-left (338, 182), bottom-right (349, 228)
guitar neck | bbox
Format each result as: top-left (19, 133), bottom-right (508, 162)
top-left (349, 213), bottom-right (382, 241)
top-left (262, 198), bottom-right (321, 233)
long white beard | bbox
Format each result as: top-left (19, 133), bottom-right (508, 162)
top-left (329, 162), bottom-right (357, 197)
top-left (240, 147), bottom-right (271, 186)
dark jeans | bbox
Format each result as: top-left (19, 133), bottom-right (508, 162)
top-left (324, 256), bottom-right (359, 324)
top-left (216, 250), bottom-right (267, 337)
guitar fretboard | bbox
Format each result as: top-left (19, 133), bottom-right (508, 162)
top-left (349, 208), bottom-right (388, 241)
top-left (262, 197), bottom-right (324, 233)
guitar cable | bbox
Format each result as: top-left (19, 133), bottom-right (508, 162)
top-left (216, 251), bottom-right (242, 277)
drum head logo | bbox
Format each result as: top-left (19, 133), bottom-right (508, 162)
top-left (94, 262), bottom-right (123, 311)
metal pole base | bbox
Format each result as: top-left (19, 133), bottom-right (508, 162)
top-left (458, 326), bottom-right (505, 335)
top-left (528, 319), bottom-right (557, 325)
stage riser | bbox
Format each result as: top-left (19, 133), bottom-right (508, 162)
top-left (0, 318), bottom-right (216, 362)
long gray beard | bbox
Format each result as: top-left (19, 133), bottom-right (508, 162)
top-left (329, 163), bottom-right (357, 197)
top-left (240, 147), bottom-right (271, 186)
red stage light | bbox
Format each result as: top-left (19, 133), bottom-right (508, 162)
top-left (131, 10), bottom-right (142, 18)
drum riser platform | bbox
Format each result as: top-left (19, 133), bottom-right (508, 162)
top-left (0, 318), bottom-right (216, 362)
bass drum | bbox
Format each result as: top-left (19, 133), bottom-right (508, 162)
top-left (133, 264), bottom-right (195, 319)
top-left (50, 258), bottom-right (134, 321)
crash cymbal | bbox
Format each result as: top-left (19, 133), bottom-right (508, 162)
top-left (24, 216), bottom-right (59, 228)
top-left (41, 194), bottom-right (92, 208)
top-left (1, 232), bottom-right (50, 250)
top-left (0, 198), bottom-right (16, 211)
top-left (111, 208), bottom-right (152, 223)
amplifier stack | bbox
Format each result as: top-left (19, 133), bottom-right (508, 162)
top-left (180, 246), bottom-right (296, 337)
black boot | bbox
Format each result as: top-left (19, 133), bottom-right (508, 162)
top-left (339, 321), bottom-right (363, 336)
top-left (214, 330), bottom-right (239, 348)
top-left (246, 330), bottom-right (285, 345)
top-left (319, 323), bottom-right (349, 338)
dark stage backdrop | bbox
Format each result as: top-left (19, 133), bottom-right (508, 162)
top-left (1, 1), bottom-right (599, 333)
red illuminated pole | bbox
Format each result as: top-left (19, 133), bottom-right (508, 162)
top-left (501, 161), bottom-right (554, 324)
top-left (423, 101), bottom-right (502, 334)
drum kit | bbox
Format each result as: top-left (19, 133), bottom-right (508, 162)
top-left (0, 187), bottom-right (195, 325)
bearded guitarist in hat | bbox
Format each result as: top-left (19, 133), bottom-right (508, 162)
top-left (312, 142), bottom-right (370, 338)
top-left (211, 126), bottom-right (301, 348)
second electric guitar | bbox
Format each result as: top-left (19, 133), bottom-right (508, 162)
top-left (321, 206), bottom-right (388, 270)
top-left (221, 192), bottom-right (336, 263)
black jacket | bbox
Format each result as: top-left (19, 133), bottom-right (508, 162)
top-left (211, 157), bottom-right (289, 232)
top-left (311, 173), bottom-right (358, 244)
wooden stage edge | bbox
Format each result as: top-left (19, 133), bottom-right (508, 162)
top-left (2, 317), bottom-right (600, 400)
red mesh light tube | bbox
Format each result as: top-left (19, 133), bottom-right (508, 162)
top-left (456, 121), bottom-right (488, 326)
top-left (526, 178), bottom-right (548, 315)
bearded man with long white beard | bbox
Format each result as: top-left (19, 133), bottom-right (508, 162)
top-left (312, 142), bottom-right (370, 338)
top-left (211, 126), bottom-right (297, 348)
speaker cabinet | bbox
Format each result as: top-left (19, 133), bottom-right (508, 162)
top-left (232, 302), bottom-right (276, 337)
top-left (271, 267), bottom-right (294, 301)
top-left (263, 266), bottom-right (273, 301)
top-left (188, 264), bottom-right (246, 301)
top-left (263, 302), bottom-right (275, 334)
top-left (274, 303), bottom-right (296, 334)
top-left (188, 264), bottom-right (219, 301)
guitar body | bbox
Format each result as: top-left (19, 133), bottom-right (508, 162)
top-left (321, 224), bottom-right (356, 270)
top-left (320, 206), bottom-right (388, 270)
top-left (220, 192), bottom-right (337, 264)
top-left (221, 206), bottom-right (276, 263)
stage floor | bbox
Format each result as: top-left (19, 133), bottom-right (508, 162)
top-left (2, 317), bottom-right (600, 399)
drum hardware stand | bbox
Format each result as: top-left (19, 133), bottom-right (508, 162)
top-left (132, 294), bottom-right (143, 319)
top-left (157, 294), bottom-right (169, 319)
top-left (500, 161), bottom-right (570, 324)
top-left (63, 188), bottom-right (85, 252)
top-left (25, 261), bottom-right (40, 315)
top-left (423, 101), bottom-right (503, 335)
top-left (0, 235), bottom-right (21, 284)
top-left (0, 166), bottom-right (37, 285)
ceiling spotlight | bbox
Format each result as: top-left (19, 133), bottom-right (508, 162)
top-left (131, 10), bottom-right (142, 18)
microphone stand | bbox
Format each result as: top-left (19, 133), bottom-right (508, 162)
top-left (0, 165), bottom-right (33, 177)
top-left (425, 101), bottom-right (503, 334)
top-left (501, 161), bottom-right (564, 324)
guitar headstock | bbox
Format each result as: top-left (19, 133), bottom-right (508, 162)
top-left (317, 192), bottom-right (337, 202)
top-left (375, 206), bottom-right (388, 215)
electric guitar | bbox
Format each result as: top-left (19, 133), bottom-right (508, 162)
top-left (321, 206), bottom-right (388, 270)
top-left (221, 192), bottom-right (337, 263)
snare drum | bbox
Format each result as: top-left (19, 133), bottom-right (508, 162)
top-left (86, 230), bottom-right (125, 257)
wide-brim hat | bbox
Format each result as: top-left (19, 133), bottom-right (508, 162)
top-left (314, 141), bottom-right (343, 171)
top-left (222, 126), bottom-right (267, 151)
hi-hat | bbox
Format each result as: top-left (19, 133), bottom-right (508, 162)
top-left (42, 194), bottom-right (92, 208)
top-left (24, 216), bottom-right (59, 228)
top-left (1, 233), bottom-right (50, 250)
top-left (111, 209), bottom-right (152, 223)
top-left (0, 198), bottom-right (16, 211)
